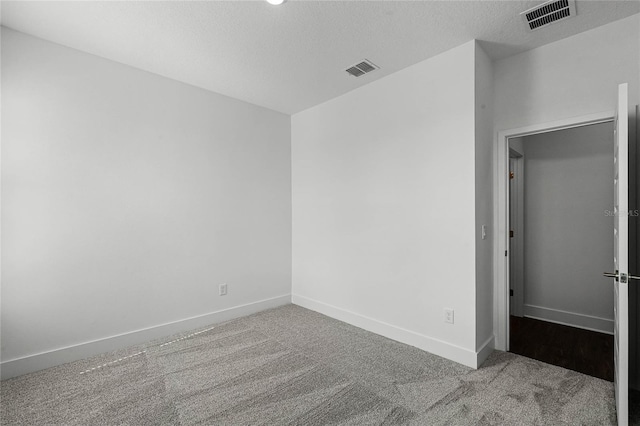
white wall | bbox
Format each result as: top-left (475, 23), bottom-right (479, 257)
top-left (494, 14), bottom-right (640, 132)
top-left (292, 41), bottom-right (484, 367)
top-left (521, 123), bottom-right (614, 333)
top-left (475, 43), bottom-right (494, 352)
top-left (1, 28), bottom-right (292, 378)
top-left (509, 137), bottom-right (524, 156)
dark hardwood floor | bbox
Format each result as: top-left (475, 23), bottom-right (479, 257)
top-left (631, 389), bottom-right (640, 425)
top-left (509, 316), bottom-right (614, 382)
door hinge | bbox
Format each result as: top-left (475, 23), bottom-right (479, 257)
top-left (509, 230), bottom-right (514, 238)
top-left (505, 250), bottom-right (508, 257)
top-left (510, 289), bottom-right (514, 296)
top-left (510, 171), bottom-right (514, 179)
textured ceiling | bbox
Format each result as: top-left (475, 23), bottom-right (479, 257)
top-left (2, 1), bottom-right (639, 114)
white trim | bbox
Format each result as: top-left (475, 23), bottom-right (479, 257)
top-left (476, 335), bottom-right (495, 367)
top-left (523, 304), bottom-right (614, 335)
top-left (0, 294), bottom-right (292, 380)
top-left (493, 110), bottom-right (615, 351)
top-left (292, 294), bottom-right (485, 368)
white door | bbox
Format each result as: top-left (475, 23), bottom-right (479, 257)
top-left (609, 82), bottom-right (629, 425)
top-left (508, 154), bottom-right (524, 318)
top-left (509, 158), bottom-right (516, 315)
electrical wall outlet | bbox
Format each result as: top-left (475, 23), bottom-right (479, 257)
top-left (219, 283), bottom-right (228, 296)
top-left (444, 308), bottom-right (454, 324)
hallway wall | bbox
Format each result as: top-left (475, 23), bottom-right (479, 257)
top-left (520, 122), bottom-right (614, 333)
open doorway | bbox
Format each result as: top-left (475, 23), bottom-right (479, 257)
top-left (506, 122), bottom-right (615, 381)
top-left (494, 86), bottom-right (637, 422)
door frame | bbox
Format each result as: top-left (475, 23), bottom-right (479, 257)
top-left (493, 110), bottom-right (615, 351)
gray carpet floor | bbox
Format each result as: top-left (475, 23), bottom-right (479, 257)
top-left (1, 304), bottom-right (615, 425)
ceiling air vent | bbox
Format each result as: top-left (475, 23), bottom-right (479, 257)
top-left (521, 0), bottom-right (576, 31)
top-left (345, 60), bottom-right (378, 77)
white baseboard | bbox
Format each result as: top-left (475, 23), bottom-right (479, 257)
top-left (523, 304), bottom-right (613, 334)
top-left (1, 294), bottom-right (291, 380)
top-left (292, 294), bottom-right (485, 369)
top-left (476, 335), bottom-right (495, 367)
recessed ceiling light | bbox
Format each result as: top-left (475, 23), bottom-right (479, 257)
top-left (266, 0), bottom-right (286, 5)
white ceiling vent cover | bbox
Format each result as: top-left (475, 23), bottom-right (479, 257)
top-left (521, 0), bottom-right (576, 31)
top-left (345, 60), bottom-right (378, 77)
